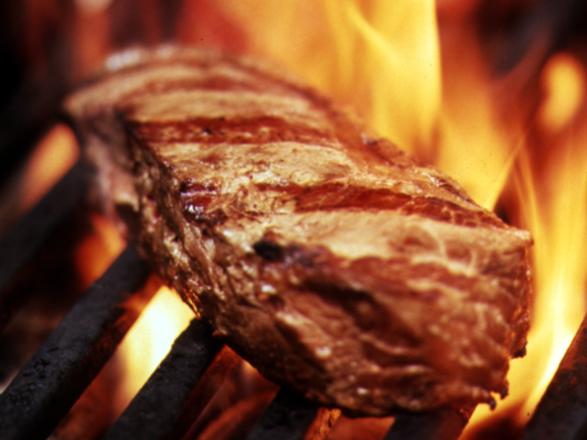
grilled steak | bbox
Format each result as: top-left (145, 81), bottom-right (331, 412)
top-left (65, 47), bottom-right (532, 415)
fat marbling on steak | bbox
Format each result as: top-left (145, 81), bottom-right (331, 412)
top-left (65, 47), bottom-right (532, 415)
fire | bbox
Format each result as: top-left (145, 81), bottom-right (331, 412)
top-left (538, 54), bottom-right (585, 132)
top-left (75, 214), bottom-right (125, 288)
top-left (71, 209), bottom-right (193, 413)
top-left (463, 53), bottom-right (587, 435)
top-left (177, 0), bottom-right (587, 435)
top-left (20, 124), bottom-right (79, 215)
top-left (502, 53), bottom-right (587, 422)
top-left (435, 23), bottom-right (521, 210)
top-left (70, 210), bottom-right (192, 419)
top-left (191, 0), bottom-right (441, 155)
top-left (21, 1), bottom-right (585, 435)
top-left (115, 285), bottom-right (193, 412)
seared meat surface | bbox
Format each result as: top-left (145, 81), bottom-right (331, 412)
top-left (65, 47), bottom-right (531, 415)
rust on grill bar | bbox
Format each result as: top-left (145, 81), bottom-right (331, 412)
top-left (245, 388), bottom-right (319, 440)
top-left (0, 246), bottom-right (153, 440)
top-left (385, 406), bottom-right (473, 440)
top-left (0, 160), bottom-right (87, 331)
top-left (104, 319), bottom-right (221, 440)
top-left (523, 314), bottom-right (587, 440)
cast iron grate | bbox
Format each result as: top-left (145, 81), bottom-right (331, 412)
top-left (0, 155), bottom-right (584, 440)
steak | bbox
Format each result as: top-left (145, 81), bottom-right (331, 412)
top-left (65, 46), bottom-right (532, 415)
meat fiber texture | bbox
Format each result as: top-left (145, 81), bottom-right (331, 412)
top-left (65, 46), bottom-right (532, 416)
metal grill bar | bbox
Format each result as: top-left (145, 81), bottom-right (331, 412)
top-left (524, 315), bottom-right (587, 439)
top-left (0, 160), bottom-right (87, 331)
top-left (385, 407), bottom-right (473, 440)
top-left (245, 388), bottom-right (319, 440)
top-left (104, 319), bottom-right (221, 440)
top-left (0, 247), bottom-right (153, 440)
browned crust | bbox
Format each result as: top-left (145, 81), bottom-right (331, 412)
top-left (65, 46), bottom-right (532, 415)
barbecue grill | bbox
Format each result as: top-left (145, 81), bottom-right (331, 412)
top-left (0, 152), bottom-right (583, 438)
top-left (0, 161), bottom-right (471, 439)
top-left (1, 1), bottom-right (587, 439)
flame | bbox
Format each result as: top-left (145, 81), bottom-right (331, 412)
top-left (517, 144), bottom-right (587, 416)
top-left (183, 1), bottom-right (514, 207)
top-left (195, 0), bottom-right (441, 155)
top-left (75, 214), bottom-right (125, 287)
top-left (177, 1), bottom-right (587, 434)
top-left (40, 2), bottom-right (586, 432)
top-left (538, 53), bottom-right (585, 132)
top-left (115, 286), bottom-right (193, 412)
top-left (69, 210), bottom-right (191, 419)
top-left (464, 53), bottom-right (587, 435)
top-left (75, 219), bottom-right (193, 413)
top-left (20, 124), bottom-right (79, 214)
top-left (435, 23), bottom-right (521, 210)
top-left (519, 54), bottom-right (587, 416)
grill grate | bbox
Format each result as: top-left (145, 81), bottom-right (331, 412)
top-left (104, 319), bottom-right (221, 440)
top-left (0, 158), bottom-right (583, 440)
top-left (0, 161), bottom-right (87, 332)
top-left (245, 389), bottom-right (319, 440)
top-left (0, 247), bottom-right (152, 440)
top-left (384, 407), bottom-right (472, 440)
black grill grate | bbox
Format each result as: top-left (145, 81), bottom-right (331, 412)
top-left (0, 160), bottom-right (88, 332)
top-left (0, 247), bottom-right (153, 440)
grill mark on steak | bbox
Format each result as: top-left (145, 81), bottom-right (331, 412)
top-left (102, 49), bottom-right (377, 156)
top-left (119, 76), bottom-right (291, 107)
top-left (128, 116), bottom-right (335, 145)
top-left (255, 182), bottom-right (505, 228)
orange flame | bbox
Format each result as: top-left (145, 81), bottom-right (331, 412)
top-left (190, 1), bottom-right (513, 208)
top-left (435, 23), bottom-right (521, 210)
top-left (75, 214), bottom-right (125, 288)
top-left (197, 0), bottom-right (441, 155)
top-left (72, 213), bottom-right (193, 413)
top-left (115, 286), bottom-right (193, 411)
top-left (20, 124), bottom-right (79, 214)
top-left (177, 1), bottom-right (587, 434)
top-left (465, 53), bottom-right (587, 435)
top-left (69, 212), bottom-right (192, 418)
top-left (517, 53), bottom-right (587, 417)
top-left (28, 2), bottom-right (585, 432)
